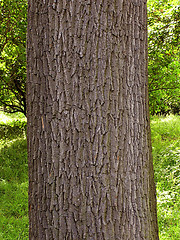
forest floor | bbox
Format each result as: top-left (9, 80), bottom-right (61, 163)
top-left (0, 112), bottom-right (179, 240)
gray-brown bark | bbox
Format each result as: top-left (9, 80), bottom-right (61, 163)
top-left (27, 0), bottom-right (159, 239)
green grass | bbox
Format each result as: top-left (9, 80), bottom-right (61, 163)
top-left (0, 112), bottom-right (179, 239)
top-left (151, 114), bottom-right (180, 240)
top-left (0, 182), bottom-right (28, 240)
top-left (0, 112), bottom-right (28, 240)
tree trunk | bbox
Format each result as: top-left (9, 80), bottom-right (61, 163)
top-left (27, 0), bottom-right (159, 239)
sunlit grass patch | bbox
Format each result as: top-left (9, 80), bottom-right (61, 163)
top-left (151, 114), bottom-right (180, 142)
top-left (0, 111), bottom-right (26, 124)
top-left (0, 112), bottom-right (27, 140)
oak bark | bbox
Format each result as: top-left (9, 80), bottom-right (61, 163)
top-left (27, 0), bottom-right (159, 239)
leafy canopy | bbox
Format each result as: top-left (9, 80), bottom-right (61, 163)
top-left (148, 0), bottom-right (180, 115)
top-left (0, 0), bottom-right (27, 115)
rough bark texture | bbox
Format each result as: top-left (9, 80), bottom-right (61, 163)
top-left (27, 0), bottom-right (159, 239)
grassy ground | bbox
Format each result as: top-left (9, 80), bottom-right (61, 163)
top-left (151, 115), bottom-right (180, 239)
top-left (0, 112), bottom-right (28, 240)
top-left (0, 112), bottom-right (179, 239)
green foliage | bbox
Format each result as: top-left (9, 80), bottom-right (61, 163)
top-left (148, 0), bottom-right (180, 115)
top-left (0, 0), bottom-right (179, 116)
top-left (0, 0), bottom-right (27, 115)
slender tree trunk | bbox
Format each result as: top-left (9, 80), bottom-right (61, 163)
top-left (27, 0), bottom-right (159, 239)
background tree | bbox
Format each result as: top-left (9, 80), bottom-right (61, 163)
top-left (27, 1), bottom-right (159, 239)
top-left (0, 0), bottom-right (27, 115)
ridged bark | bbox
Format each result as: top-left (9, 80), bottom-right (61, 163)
top-left (27, 0), bottom-right (159, 239)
